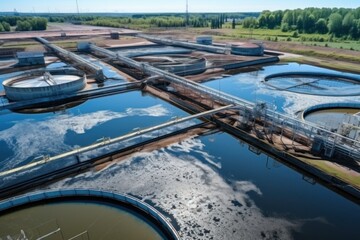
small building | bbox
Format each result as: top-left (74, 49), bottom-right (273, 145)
top-left (77, 41), bottom-right (91, 52)
top-left (110, 32), bottom-right (120, 39)
top-left (16, 51), bottom-right (45, 66)
top-left (196, 35), bottom-right (213, 45)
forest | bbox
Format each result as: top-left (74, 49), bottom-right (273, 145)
top-left (2, 8), bottom-right (360, 41)
top-left (0, 16), bottom-right (47, 31)
top-left (241, 8), bottom-right (360, 39)
top-left (82, 13), bottom-right (250, 29)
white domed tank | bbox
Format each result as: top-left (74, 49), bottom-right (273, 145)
top-left (231, 42), bottom-right (264, 56)
top-left (2, 69), bottom-right (86, 101)
top-left (196, 35), bottom-right (213, 45)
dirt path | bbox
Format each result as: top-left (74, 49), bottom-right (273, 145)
top-left (146, 28), bottom-right (360, 74)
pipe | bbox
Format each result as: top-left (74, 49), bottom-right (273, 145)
top-left (89, 44), bottom-right (253, 107)
top-left (36, 37), bottom-right (105, 82)
top-left (137, 33), bottom-right (227, 54)
top-left (0, 105), bottom-right (233, 177)
top-left (88, 44), bottom-right (360, 161)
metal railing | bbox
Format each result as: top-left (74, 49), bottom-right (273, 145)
top-left (137, 33), bottom-right (227, 54)
top-left (36, 37), bottom-right (104, 81)
top-left (0, 189), bottom-right (181, 240)
top-left (88, 43), bottom-right (360, 161)
top-left (0, 105), bottom-right (232, 178)
top-left (90, 43), bottom-right (253, 107)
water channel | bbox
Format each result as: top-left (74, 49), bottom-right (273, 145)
top-left (1, 62), bottom-right (359, 239)
top-left (0, 91), bottom-right (190, 171)
top-left (205, 62), bottom-right (360, 115)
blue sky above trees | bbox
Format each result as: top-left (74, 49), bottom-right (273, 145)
top-left (1, 0), bottom-right (359, 13)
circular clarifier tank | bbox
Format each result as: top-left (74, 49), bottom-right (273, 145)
top-left (302, 103), bottom-right (360, 130)
top-left (0, 190), bottom-right (179, 240)
top-left (2, 69), bottom-right (86, 101)
top-left (231, 42), bottom-right (264, 56)
top-left (134, 55), bottom-right (206, 76)
top-left (264, 72), bottom-right (360, 96)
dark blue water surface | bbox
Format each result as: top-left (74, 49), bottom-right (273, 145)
top-left (0, 91), bottom-right (189, 171)
top-left (49, 130), bottom-right (360, 240)
top-left (1, 62), bottom-right (359, 240)
top-left (202, 132), bottom-right (359, 240)
top-left (204, 63), bottom-right (360, 114)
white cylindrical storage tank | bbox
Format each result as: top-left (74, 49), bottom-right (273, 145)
top-left (231, 42), bottom-right (264, 56)
top-left (196, 35), bottom-right (213, 45)
top-left (2, 69), bottom-right (86, 101)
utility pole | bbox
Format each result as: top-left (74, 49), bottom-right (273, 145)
top-left (76, 0), bottom-right (80, 16)
top-left (186, 0), bottom-right (189, 27)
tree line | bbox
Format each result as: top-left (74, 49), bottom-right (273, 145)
top-left (210, 14), bottom-right (227, 29)
top-left (241, 8), bottom-right (360, 39)
top-left (83, 13), bottom-right (241, 29)
top-left (0, 16), bottom-right (47, 31)
top-left (85, 15), bottom-right (219, 29)
top-left (11, 12), bottom-right (257, 31)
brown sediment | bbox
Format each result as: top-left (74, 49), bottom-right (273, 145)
top-left (186, 68), bottom-right (225, 82)
top-left (102, 37), bottom-right (154, 48)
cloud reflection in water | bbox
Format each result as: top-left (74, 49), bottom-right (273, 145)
top-left (50, 137), bottom-right (302, 240)
top-left (0, 104), bottom-right (170, 170)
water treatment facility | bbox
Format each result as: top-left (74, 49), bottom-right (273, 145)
top-left (0, 24), bottom-right (359, 240)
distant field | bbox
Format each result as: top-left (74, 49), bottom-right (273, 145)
top-left (300, 41), bottom-right (360, 51)
top-left (198, 23), bottom-right (360, 52)
top-left (146, 25), bottom-right (360, 72)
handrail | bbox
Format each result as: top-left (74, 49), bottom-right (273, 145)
top-left (0, 189), bottom-right (181, 240)
top-left (0, 105), bottom-right (233, 177)
top-left (36, 37), bottom-right (104, 82)
top-left (88, 43), bottom-right (360, 161)
top-left (137, 33), bottom-right (227, 54)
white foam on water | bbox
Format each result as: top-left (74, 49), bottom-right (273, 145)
top-left (48, 136), bottom-right (309, 240)
top-left (232, 74), bottom-right (360, 115)
top-left (0, 105), bottom-right (170, 170)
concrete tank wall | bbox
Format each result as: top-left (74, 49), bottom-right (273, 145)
top-left (3, 69), bottom-right (86, 101)
top-left (196, 36), bottom-right (213, 45)
top-left (0, 189), bottom-right (180, 240)
top-left (156, 58), bottom-right (207, 76)
top-left (301, 102), bottom-right (360, 120)
top-left (231, 43), bottom-right (264, 56)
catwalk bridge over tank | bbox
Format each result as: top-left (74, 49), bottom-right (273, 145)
top-left (1, 38), bottom-right (359, 199)
top-left (86, 42), bottom-right (360, 162)
top-left (0, 105), bottom-right (233, 197)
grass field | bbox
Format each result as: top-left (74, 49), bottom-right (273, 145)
top-left (190, 24), bottom-right (360, 52)
top-left (147, 25), bottom-right (360, 72)
top-left (300, 41), bottom-right (360, 51)
top-left (301, 158), bottom-right (360, 189)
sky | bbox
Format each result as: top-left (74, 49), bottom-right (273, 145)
top-left (1, 0), bottom-right (359, 13)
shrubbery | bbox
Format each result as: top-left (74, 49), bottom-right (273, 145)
top-left (0, 16), bottom-right (47, 31)
top-left (243, 7), bottom-right (360, 40)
